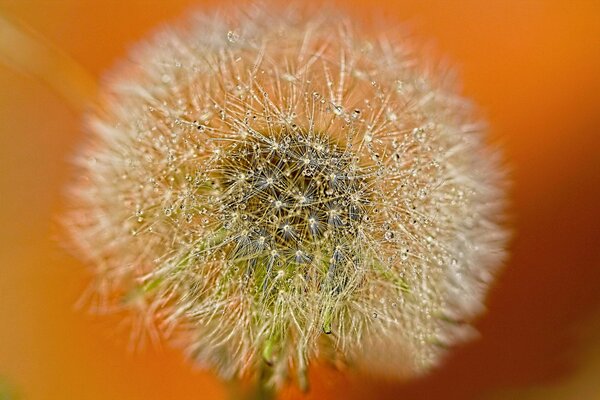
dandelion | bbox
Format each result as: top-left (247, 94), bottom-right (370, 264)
top-left (64, 3), bottom-right (507, 396)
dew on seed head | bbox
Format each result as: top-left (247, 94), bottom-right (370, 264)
top-left (65, 5), bottom-right (508, 389)
top-left (412, 127), bottom-right (426, 142)
top-left (226, 30), bottom-right (239, 43)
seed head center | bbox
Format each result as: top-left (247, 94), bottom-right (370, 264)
top-left (216, 130), bottom-right (371, 267)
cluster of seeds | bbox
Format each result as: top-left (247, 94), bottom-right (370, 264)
top-left (216, 130), bottom-right (372, 295)
top-left (65, 4), bottom-right (507, 392)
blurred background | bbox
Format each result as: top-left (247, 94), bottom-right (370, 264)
top-left (0, 0), bottom-right (599, 399)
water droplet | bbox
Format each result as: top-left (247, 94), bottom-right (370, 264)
top-left (412, 127), bottom-right (426, 142)
top-left (227, 30), bottom-right (239, 43)
top-left (395, 80), bottom-right (405, 92)
top-left (400, 251), bottom-right (409, 261)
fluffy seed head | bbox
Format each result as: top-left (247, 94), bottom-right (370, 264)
top-left (66, 3), bottom-right (508, 390)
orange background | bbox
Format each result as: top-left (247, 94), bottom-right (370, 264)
top-left (1, 1), bottom-right (599, 399)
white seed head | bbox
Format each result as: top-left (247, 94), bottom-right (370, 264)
top-left (65, 3), bottom-right (508, 391)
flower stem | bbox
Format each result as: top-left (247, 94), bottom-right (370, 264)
top-left (227, 362), bottom-right (277, 400)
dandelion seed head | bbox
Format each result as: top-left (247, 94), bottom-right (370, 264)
top-left (66, 3), bottom-right (508, 391)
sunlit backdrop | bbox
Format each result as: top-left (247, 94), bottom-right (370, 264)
top-left (1, 1), bottom-right (599, 399)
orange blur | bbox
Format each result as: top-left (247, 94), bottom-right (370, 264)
top-left (0, 1), bottom-right (599, 399)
